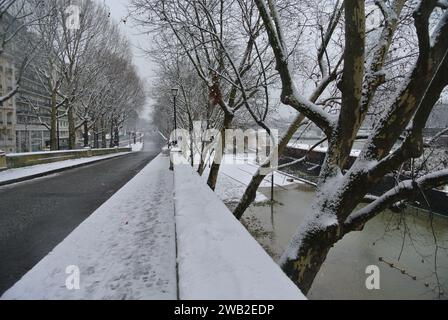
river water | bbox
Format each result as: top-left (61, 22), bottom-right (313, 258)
top-left (240, 183), bottom-right (448, 300)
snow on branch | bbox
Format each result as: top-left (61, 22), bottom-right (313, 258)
top-left (344, 169), bottom-right (448, 231)
top-left (362, 0), bottom-right (405, 113)
top-left (0, 86), bottom-right (19, 104)
top-left (428, 127), bottom-right (448, 145)
top-left (375, 0), bottom-right (398, 23)
top-left (254, 0), bottom-right (335, 135)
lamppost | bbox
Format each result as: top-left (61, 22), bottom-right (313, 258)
top-left (171, 87), bottom-right (179, 146)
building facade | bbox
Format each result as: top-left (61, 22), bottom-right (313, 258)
top-left (1, 12), bottom-right (69, 154)
top-left (15, 68), bottom-right (69, 153)
top-left (0, 54), bottom-right (17, 153)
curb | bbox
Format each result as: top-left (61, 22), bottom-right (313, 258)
top-left (0, 152), bottom-right (132, 187)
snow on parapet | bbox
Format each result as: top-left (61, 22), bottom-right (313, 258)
top-left (173, 163), bottom-right (306, 300)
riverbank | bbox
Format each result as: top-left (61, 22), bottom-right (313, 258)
top-left (241, 185), bottom-right (448, 300)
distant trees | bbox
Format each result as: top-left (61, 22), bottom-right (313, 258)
top-left (0, 0), bottom-right (48, 104)
top-left (2, 0), bottom-right (145, 150)
top-left (133, 0), bottom-right (276, 188)
top-left (150, 47), bottom-right (221, 169)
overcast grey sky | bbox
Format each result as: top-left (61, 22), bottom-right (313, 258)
top-left (103, 0), bottom-right (156, 119)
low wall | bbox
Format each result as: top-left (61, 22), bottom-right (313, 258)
top-left (6, 147), bottom-right (132, 169)
top-left (0, 150), bottom-right (6, 170)
top-left (173, 156), bottom-right (306, 300)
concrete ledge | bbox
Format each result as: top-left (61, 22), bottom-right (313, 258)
top-left (173, 162), bottom-right (306, 300)
top-left (6, 147), bottom-right (131, 169)
top-left (0, 150), bottom-right (6, 170)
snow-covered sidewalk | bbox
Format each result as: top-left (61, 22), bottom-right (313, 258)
top-left (0, 151), bottom-right (131, 186)
top-left (204, 154), bottom-right (306, 204)
top-left (131, 142), bottom-right (144, 152)
top-left (1, 154), bottom-right (177, 300)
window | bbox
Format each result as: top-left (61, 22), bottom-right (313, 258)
top-left (7, 112), bottom-right (13, 125)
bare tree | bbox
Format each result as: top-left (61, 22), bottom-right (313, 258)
top-left (55, 0), bottom-right (111, 149)
top-left (251, 0), bottom-right (448, 294)
top-left (234, 0), bottom-right (345, 218)
top-left (132, 0), bottom-right (275, 189)
top-left (0, 0), bottom-right (50, 104)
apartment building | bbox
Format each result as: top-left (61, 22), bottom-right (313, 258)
top-left (0, 54), bottom-right (17, 153)
top-left (1, 12), bottom-right (69, 153)
top-left (15, 68), bottom-right (70, 153)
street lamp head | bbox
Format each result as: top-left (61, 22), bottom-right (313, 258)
top-left (171, 87), bottom-right (179, 98)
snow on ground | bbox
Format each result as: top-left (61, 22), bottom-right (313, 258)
top-left (0, 152), bottom-right (131, 185)
top-left (1, 154), bottom-right (177, 300)
top-left (202, 154), bottom-right (304, 204)
top-left (287, 142), bottom-right (361, 157)
top-left (174, 163), bottom-right (306, 300)
top-left (6, 148), bottom-right (113, 157)
top-left (131, 142), bottom-right (144, 152)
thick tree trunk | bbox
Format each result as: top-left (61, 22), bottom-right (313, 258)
top-left (68, 106), bottom-right (76, 150)
top-left (197, 141), bottom-right (206, 175)
top-left (109, 122), bottom-right (114, 148)
top-left (207, 113), bottom-right (233, 190)
top-left (101, 123), bottom-right (107, 149)
top-left (94, 132), bottom-right (99, 149)
top-left (190, 136), bottom-right (194, 167)
top-left (50, 92), bottom-right (58, 151)
top-left (207, 162), bottom-right (221, 190)
top-left (233, 172), bottom-right (266, 218)
top-left (114, 126), bottom-right (119, 147)
top-left (83, 121), bottom-right (89, 147)
top-left (280, 224), bottom-right (340, 294)
top-left (93, 123), bottom-right (99, 149)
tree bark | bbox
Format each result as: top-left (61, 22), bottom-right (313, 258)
top-left (207, 112), bottom-right (233, 190)
top-left (101, 122), bottom-right (107, 149)
top-left (197, 140), bottom-right (206, 176)
top-left (93, 122), bottom-right (99, 149)
top-left (50, 92), bottom-right (58, 151)
top-left (280, 223), bottom-right (341, 294)
top-left (109, 122), bottom-right (114, 148)
top-left (189, 117), bottom-right (194, 167)
top-left (68, 106), bottom-right (76, 150)
top-left (83, 121), bottom-right (89, 147)
top-left (114, 126), bottom-right (119, 147)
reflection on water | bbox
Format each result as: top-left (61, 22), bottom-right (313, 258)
top-left (241, 184), bottom-right (448, 300)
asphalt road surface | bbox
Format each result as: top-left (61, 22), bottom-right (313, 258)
top-left (0, 135), bottom-right (164, 295)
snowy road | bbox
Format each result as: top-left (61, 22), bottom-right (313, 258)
top-left (0, 136), bottom-right (163, 295)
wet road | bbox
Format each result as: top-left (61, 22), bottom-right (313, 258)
top-left (0, 135), bottom-right (163, 295)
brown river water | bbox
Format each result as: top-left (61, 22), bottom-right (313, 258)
top-left (239, 183), bottom-right (448, 300)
